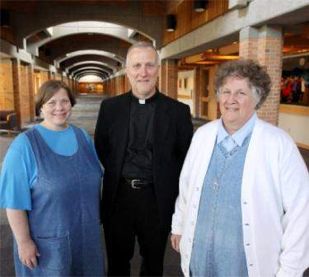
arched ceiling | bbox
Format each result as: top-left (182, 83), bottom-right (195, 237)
top-left (1, 0), bottom-right (165, 81)
top-left (76, 72), bottom-right (107, 81)
top-left (38, 33), bottom-right (131, 79)
top-left (60, 54), bottom-right (121, 70)
top-left (72, 67), bottom-right (110, 80)
top-left (68, 63), bottom-right (114, 75)
top-left (2, 0), bottom-right (309, 82)
top-left (39, 34), bottom-right (131, 61)
top-left (78, 74), bottom-right (104, 82)
top-left (56, 50), bottom-right (124, 66)
top-left (26, 21), bottom-right (138, 56)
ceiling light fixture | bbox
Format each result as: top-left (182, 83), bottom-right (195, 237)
top-left (193, 0), bottom-right (208, 12)
top-left (166, 14), bottom-right (176, 32)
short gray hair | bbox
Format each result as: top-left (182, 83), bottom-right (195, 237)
top-left (125, 41), bottom-right (159, 66)
top-left (215, 59), bottom-right (272, 109)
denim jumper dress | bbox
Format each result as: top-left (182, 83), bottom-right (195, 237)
top-left (14, 126), bottom-right (105, 276)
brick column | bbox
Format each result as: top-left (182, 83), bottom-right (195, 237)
top-left (239, 25), bottom-right (283, 125)
top-left (159, 60), bottom-right (167, 95)
top-left (257, 26), bottom-right (283, 125)
top-left (239, 26), bottom-right (259, 60)
top-left (124, 75), bottom-right (131, 92)
top-left (11, 58), bottom-right (22, 129)
top-left (19, 62), bottom-right (31, 124)
top-left (74, 80), bottom-right (79, 95)
top-left (160, 59), bottom-right (178, 99)
top-left (68, 78), bottom-right (72, 92)
top-left (28, 64), bottom-right (35, 121)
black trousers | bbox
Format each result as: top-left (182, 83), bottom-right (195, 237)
top-left (104, 180), bottom-right (169, 276)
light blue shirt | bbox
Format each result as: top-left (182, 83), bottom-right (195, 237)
top-left (0, 124), bottom-right (101, 210)
top-left (217, 113), bottom-right (257, 152)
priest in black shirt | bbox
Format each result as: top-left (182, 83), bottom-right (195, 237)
top-left (95, 41), bottom-right (193, 276)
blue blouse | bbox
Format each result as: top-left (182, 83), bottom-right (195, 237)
top-left (0, 124), bottom-right (101, 210)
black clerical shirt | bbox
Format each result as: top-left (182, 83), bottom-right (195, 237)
top-left (121, 92), bottom-right (158, 182)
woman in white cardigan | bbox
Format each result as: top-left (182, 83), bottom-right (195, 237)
top-left (171, 59), bottom-right (309, 277)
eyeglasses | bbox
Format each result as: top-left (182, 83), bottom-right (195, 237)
top-left (44, 99), bottom-right (71, 109)
top-left (218, 90), bottom-right (249, 100)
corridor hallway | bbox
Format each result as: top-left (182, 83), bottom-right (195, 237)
top-left (0, 94), bottom-right (182, 277)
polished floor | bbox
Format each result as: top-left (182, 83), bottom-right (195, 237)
top-left (0, 94), bottom-right (308, 276)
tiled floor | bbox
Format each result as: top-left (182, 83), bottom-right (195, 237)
top-left (0, 94), bottom-right (308, 276)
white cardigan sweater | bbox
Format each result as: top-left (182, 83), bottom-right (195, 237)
top-left (172, 118), bottom-right (309, 277)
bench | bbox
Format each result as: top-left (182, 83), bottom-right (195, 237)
top-left (0, 111), bottom-right (18, 134)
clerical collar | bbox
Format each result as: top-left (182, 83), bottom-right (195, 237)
top-left (130, 91), bottom-right (159, 104)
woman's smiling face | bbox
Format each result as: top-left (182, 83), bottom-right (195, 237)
top-left (218, 76), bottom-right (257, 134)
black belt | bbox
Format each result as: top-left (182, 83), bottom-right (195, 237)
top-left (122, 177), bottom-right (153, 189)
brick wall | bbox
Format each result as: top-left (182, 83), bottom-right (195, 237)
top-left (19, 63), bottom-right (31, 124)
top-left (239, 26), bottom-right (283, 125)
top-left (257, 30), bottom-right (283, 125)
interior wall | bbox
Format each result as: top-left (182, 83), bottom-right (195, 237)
top-left (279, 112), bottom-right (309, 148)
top-left (0, 58), bottom-right (14, 110)
top-left (163, 0), bottom-right (229, 46)
top-left (78, 82), bottom-right (103, 94)
top-left (177, 70), bottom-right (195, 115)
top-left (33, 71), bottom-right (49, 96)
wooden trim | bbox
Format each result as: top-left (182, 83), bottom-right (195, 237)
top-left (297, 142), bottom-right (309, 150)
top-left (279, 104), bottom-right (309, 116)
top-left (178, 94), bottom-right (192, 99)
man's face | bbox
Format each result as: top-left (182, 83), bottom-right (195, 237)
top-left (125, 47), bottom-right (160, 99)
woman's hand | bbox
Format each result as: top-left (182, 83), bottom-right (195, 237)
top-left (171, 234), bottom-right (182, 252)
top-left (6, 209), bottom-right (40, 270)
top-left (17, 239), bottom-right (40, 270)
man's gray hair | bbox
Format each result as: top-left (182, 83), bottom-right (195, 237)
top-left (125, 41), bottom-right (160, 66)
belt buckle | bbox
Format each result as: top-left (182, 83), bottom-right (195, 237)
top-left (131, 179), bottom-right (141, 189)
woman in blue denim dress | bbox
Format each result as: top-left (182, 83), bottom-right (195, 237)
top-left (0, 80), bottom-right (105, 276)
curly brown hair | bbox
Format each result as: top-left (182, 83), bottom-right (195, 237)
top-left (215, 59), bottom-right (272, 109)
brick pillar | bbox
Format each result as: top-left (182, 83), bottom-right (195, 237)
top-left (71, 79), bottom-right (75, 94)
top-left (160, 59), bottom-right (178, 99)
top-left (28, 64), bottom-right (35, 121)
top-left (67, 78), bottom-right (71, 92)
top-left (19, 62), bottom-right (31, 124)
top-left (11, 58), bottom-right (22, 129)
top-left (48, 71), bottom-right (52, 80)
top-left (239, 26), bottom-right (259, 60)
top-left (124, 75), bottom-right (131, 92)
top-left (239, 25), bottom-right (283, 125)
top-left (159, 60), bottom-right (166, 95)
top-left (74, 80), bottom-right (79, 95)
top-left (257, 26), bottom-right (283, 125)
